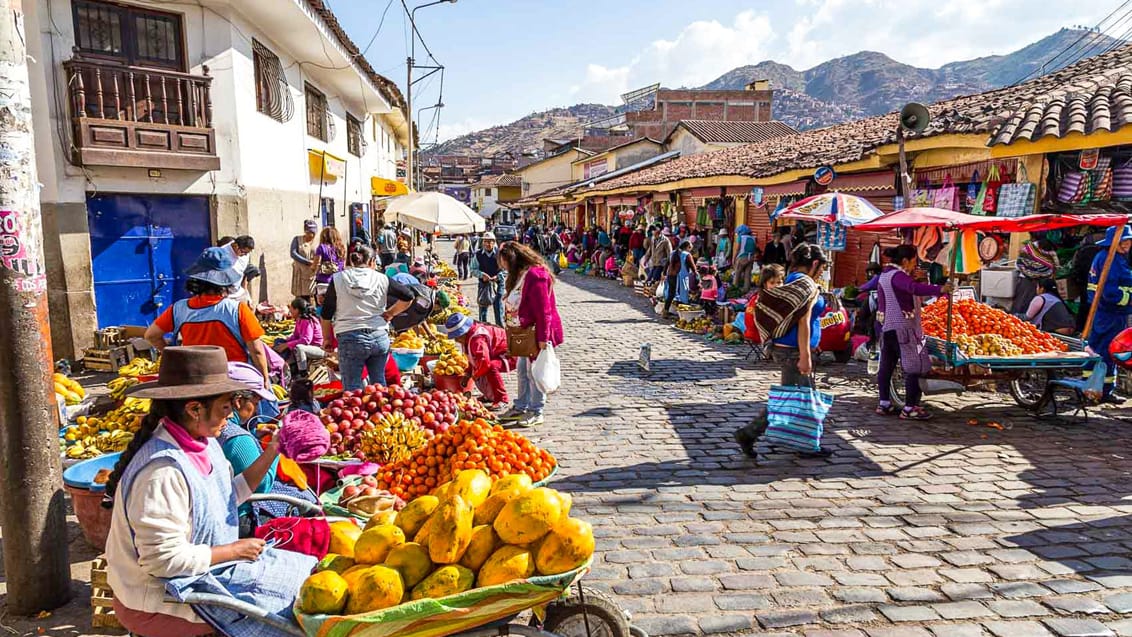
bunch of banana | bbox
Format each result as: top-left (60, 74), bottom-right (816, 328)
top-left (434, 349), bottom-right (469, 375)
top-left (262, 319), bottom-right (295, 337)
top-left (108, 376), bottom-right (140, 401)
top-left (118, 357), bottom-right (159, 377)
top-left (425, 334), bottom-right (460, 356)
top-left (433, 262), bottom-right (457, 278)
top-left (358, 412), bottom-right (428, 464)
top-left (53, 373), bottom-right (86, 406)
top-left (65, 429), bottom-right (135, 459)
top-left (392, 332), bottom-right (425, 350)
top-left (271, 384), bottom-right (288, 401)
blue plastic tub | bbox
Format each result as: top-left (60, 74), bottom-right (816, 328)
top-left (391, 348), bottom-right (424, 372)
top-left (63, 452), bottom-right (121, 492)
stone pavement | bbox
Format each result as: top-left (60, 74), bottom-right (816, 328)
top-left (518, 268), bottom-right (1132, 637)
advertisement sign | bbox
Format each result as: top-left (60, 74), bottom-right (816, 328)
top-left (583, 159), bottom-right (609, 180)
top-left (440, 185), bottom-right (471, 204)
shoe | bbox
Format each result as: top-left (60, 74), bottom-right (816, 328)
top-left (1103, 393), bottom-right (1127, 405)
top-left (733, 427), bottom-right (758, 458)
top-left (875, 404), bottom-right (898, 416)
top-left (498, 407), bottom-right (527, 421)
top-left (900, 406), bottom-right (933, 420)
top-left (797, 447), bottom-right (834, 458)
top-left (518, 412), bottom-right (544, 427)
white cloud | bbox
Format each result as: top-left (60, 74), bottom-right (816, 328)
top-left (570, 10), bottom-right (777, 104)
top-left (434, 117), bottom-right (494, 144)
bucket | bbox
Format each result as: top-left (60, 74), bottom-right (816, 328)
top-left (434, 373), bottom-right (474, 394)
top-left (66, 485), bottom-right (111, 551)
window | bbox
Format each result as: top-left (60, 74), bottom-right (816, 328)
top-left (72, 0), bottom-right (184, 70)
top-left (305, 83), bottom-right (328, 141)
top-left (347, 114), bottom-right (364, 156)
top-left (252, 40), bottom-right (292, 122)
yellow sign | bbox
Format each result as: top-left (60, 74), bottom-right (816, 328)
top-left (371, 177), bottom-right (409, 197)
top-left (308, 150), bottom-right (346, 181)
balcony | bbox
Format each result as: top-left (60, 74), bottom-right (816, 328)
top-left (63, 59), bottom-right (220, 171)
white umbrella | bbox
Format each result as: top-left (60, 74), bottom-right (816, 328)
top-left (386, 192), bottom-right (486, 235)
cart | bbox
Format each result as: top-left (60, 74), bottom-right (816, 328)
top-left (852, 209), bottom-right (1130, 413)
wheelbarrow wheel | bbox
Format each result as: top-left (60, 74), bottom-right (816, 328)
top-left (541, 587), bottom-right (631, 637)
top-left (889, 366), bottom-right (906, 410)
top-left (1009, 369), bottom-right (1051, 409)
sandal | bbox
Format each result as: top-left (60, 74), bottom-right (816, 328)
top-left (875, 404), bottom-right (899, 416)
top-left (900, 406), bottom-right (933, 421)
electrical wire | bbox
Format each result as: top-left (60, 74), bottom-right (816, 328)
top-left (1060, 10), bottom-right (1132, 68)
top-left (1010, 0), bottom-right (1132, 85)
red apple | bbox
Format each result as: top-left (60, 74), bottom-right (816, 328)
top-left (330, 399), bottom-right (344, 409)
top-left (348, 397), bottom-right (363, 408)
top-left (365, 401), bottom-right (379, 413)
top-left (352, 418), bottom-right (366, 429)
top-left (329, 407), bottom-right (342, 418)
top-left (330, 432), bottom-right (343, 444)
top-left (362, 476), bottom-right (378, 487)
top-left (392, 399), bottom-right (404, 408)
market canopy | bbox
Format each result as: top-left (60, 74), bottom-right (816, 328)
top-left (852, 207), bottom-right (1132, 233)
top-left (386, 192), bottom-right (486, 235)
top-left (776, 193), bottom-right (883, 226)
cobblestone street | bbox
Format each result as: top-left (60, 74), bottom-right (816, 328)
top-left (517, 269), bottom-right (1132, 637)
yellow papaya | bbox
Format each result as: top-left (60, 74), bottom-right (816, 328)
top-left (354, 525), bottom-right (405, 565)
top-left (489, 473), bottom-right (532, 496)
top-left (476, 546), bottom-right (535, 588)
top-left (344, 566), bottom-right (403, 615)
top-left (459, 525), bottom-right (498, 572)
top-left (365, 510), bottom-right (398, 530)
top-left (474, 487), bottom-right (523, 527)
top-left (410, 565), bottom-right (474, 601)
top-left (428, 495), bottom-right (473, 564)
top-left (314, 554), bottom-right (355, 575)
top-left (535, 518), bottom-right (595, 576)
top-left (449, 469), bottom-right (492, 508)
top-left (298, 571), bottom-right (349, 615)
top-left (328, 520), bottom-right (363, 558)
top-left (384, 542), bottom-right (433, 589)
top-left (493, 487), bottom-right (562, 545)
top-left (395, 495), bottom-right (439, 537)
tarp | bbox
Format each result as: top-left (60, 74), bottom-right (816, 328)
top-left (852, 208), bottom-right (1132, 233)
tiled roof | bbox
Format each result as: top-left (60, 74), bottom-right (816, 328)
top-left (473, 174), bottom-right (522, 189)
top-left (674, 120), bottom-right (798, 144)
top-left (590, 43), bottom-right (1132, 193)
top-left (303, 0), bottom-right (406, 113)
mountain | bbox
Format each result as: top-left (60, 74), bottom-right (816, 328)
top-left (431, 28), bottom-right (1122, 157)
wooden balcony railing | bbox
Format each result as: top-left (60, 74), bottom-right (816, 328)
top-left (63, 59), bottom-right (220, 170)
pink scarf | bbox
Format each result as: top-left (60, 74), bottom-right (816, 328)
top-left (162, 418), bottom-right (212, 476)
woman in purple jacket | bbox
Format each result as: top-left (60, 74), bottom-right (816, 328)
top-left (498, 241), bottom-right (564, 427)
top-left (876, 245), bottom-right (951, 420)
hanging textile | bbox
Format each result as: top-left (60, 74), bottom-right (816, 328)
top-left (953, 230), bottom-right (981, 274)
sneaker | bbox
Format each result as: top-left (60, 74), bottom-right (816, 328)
top-left (797, 447), bottom-right (834, 458)
top-left (875, 404), bottom-right (899, 416)
top-left (498, 407), bottom-right (527, 421)
top-left (900, 406), bottom-right (933, 420)
top-left (518, 412), bottom-right (544, 427)
top-left (1103, 393), bottom-right (1127, 405)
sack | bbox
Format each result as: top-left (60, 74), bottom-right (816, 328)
top-left (531, 345), bottom-right (561, 394)
top-left (764, 384), bottom-right (833, 453)
top-left (506, 325), bottom-right (538, 358)
top-left (477, 281), bottom-right (496, 307)
top-left (997, 162), bottom-right (1036, 217)
top-left (933, 175), bottom-right (959, 211)
top-left (1113, 158), bottom-right (1132, 201)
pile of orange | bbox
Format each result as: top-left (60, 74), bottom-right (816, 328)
top-left (923, 299), bottom-right (1068, 355)
top-left (377, 418), bottom-right (556, 500)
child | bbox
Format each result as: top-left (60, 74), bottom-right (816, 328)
top-left (696, 259), bottom-right (720, 315)
top-left (744, 265), bottom-right (786, 343)
top-left (273, 298), bottom-right (325, 375)
top-left (287, 376), bottom-right (320, 415)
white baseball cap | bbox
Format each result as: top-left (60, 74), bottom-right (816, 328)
top-left (481, 232), bottom-right (497, 241)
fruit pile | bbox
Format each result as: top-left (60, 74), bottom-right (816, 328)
top-left (107, 376), bottom-right (139, 401)
top-left (62, 398), bottom-right (148, 458)
top-left (433, 350), bottom-right (469, 376)
top-left (54, 373), bottom-right (86, 406)
top-left (117, 357), bottom-right (158, 377)
top-left (392, 332), bottom-right (425, 350)
top-left (429, 304), bottom-right (473, 326)
top-left (263, 318), bottom-right (295, 336)
top-left (675, 316), bottom-right (713, 333)
top-left (425, 334), bottom-right (460, 356)
top-left (298, 470), bottom-right (592, 617)
top-left (433, 262), bottom-right (457, 278)
top-left (358, 412), bottom-right (430, 464)
top-left (320, 385), bottom-right (462, 459)
top-left (377, 419), bottom-right (555, 501)
top-left (923, 299), bottom-right (1069, 356)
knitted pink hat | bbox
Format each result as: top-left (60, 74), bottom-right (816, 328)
top-left (277, 410), bottom-right (330, 462)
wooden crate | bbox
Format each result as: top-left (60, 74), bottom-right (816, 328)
top-left (83, 346), bottom-right (131, 373)
top-left (90, 556), bottom-right (121, 630)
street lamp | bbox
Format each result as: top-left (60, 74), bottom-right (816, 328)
top-left (406, 0), bottom-right (455, 192)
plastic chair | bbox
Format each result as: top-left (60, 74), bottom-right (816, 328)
top-left (1043, 362), bottom-right (1106, 420)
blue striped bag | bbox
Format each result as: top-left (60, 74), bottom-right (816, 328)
top-left (764, 385), bottom-right (834, 452)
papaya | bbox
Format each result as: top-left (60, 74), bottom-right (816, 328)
top-left (410, 565), bottom-right (474, 601)
top-left (433, 481), bottom-right (452, 501)
top-left (341, 564), bottom-right (370, 588)
top-left (354, 525), bottom-right (406, 564)
top-left (459, 525), bottom-right (498, 572)
top-left (314, 553), bottom-right (355, 575)
top-left (344, 566), bottom-right (404, 615)
top-left (328, 520), bottom-right (363, 558)
top-left (489, 473), bottom-right (532, 496)
top-left (365, 510), bottom-right (398, 530)
top-left (555, 491), bottom-right (573, 523)
top-left (414, 512), bottom-right (436, 550)
top-left (474, 487), bottom-right (524, 527)
top-left (493, 488), bottom-right (562, 545)
top-left (298, 570), bottom-right (349, 615)
top-left (476, 546), bottom-right (535, 588)
top-left (535, 518), bottom-right (595, 576)
top-left (428, 495), bottom-right (474, 564)
top-left (395, 495), bottom-right (439, 537)
top-left (449, 469), bottom-right (492, 508)
top-left (384, 542), bottom-right (433, 589)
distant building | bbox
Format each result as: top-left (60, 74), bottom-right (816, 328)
top-left (625, 87), bottom-right (774, 139)
top-left (514, 147), bottom-right (593, 199)
top-left (571, 138), bottom-right (665, 182)
top-left (664, 120), bottom-right (798, 156)
top-left (471, 174), bottom-right (522, 222)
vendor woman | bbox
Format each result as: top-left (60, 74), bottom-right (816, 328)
top-left (104, 346), bottom-right (315, 637)
top-left (1086, 225), bottom-right (1132, 403)
top-left (443, 313), bottom-right (515, 408)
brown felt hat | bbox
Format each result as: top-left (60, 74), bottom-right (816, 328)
top-left (127, 346), bottom-right (251, 400)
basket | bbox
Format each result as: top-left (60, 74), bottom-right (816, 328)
top-left (677, 308), bottom-right (705, 322)
top-left (391, 348), bottom-right (424, 372)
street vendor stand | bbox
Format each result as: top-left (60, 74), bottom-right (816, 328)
top-left (851, 207), bottom-right (1130, 411)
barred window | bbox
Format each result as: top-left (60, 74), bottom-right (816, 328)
top-left (253, 40), bottom-right (292, 122)
top-left (305, 83), bottom-right (328, 141)
top-left (347, 114), bottom-right (364, 156)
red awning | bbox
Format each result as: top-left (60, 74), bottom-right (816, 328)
top-left (829, 171), bottom-right (896, 194)
top-left (762, 181), bottom-right (807, 197)
top-left (853, 208), bottom-right (1132, 233)
top-left (687, 187), bottom-right (723, 199)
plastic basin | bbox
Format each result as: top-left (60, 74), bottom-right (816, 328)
top-left (391, 348), bottom-right (424, 372)
top-left (63, 453), bottom-right (120, 551)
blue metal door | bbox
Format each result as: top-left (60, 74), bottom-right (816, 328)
top-left (88, 194), bottom-right (211, 328)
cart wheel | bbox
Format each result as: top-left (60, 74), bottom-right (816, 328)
top-left (1009, 369), bottom-right (1051, 409)
top-left (541, 587), bottom-right (631, 637)
top-left (889, 366), bottom-right (906, 410)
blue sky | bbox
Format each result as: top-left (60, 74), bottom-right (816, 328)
top-left (331, 1), bottom-right (1114, 144)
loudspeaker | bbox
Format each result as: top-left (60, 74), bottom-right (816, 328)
top-left (900, 102), bottom-right (930, 133)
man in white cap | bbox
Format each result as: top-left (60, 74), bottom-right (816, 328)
top-left (475, 232), bottom-right (504, 325)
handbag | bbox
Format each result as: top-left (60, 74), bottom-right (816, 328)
top-left (1057, 162), bottom-right (1090, 204)
top-left (997, 162), bottom-right (1037, 217)
top-left (764, 385), bottom-right (833, 453)
top-left (909, 185), bottom-right (933, 208)
top-left (1092, 166), bottom-right (1114, 202)
top-left (506, 325), bottom-right (539, 358)
top-left (932, 175), bottom-right (959, 211)
top-left (477, 280), bottom-right (496, 307)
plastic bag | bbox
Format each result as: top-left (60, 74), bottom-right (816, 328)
top-left (557, 252), bottom-right (568, 269)
top-left (532, 345), bottom-right (561, 394)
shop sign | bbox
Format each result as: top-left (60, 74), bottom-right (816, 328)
top-left (584, 159), bottom-right (609, 180)
top-left (814, 166), bottom-right (836, 186)
top-left (1079, 149), bottom-right (1100, 170)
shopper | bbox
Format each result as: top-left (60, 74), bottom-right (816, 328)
top-left (1026, 278), bottom-right (1075, 335)
top-left (763, 230), bottom-right (788, 266)
top-left (714, 229), bottom-right (732, 269)
top-left (875, 245), bottom-right (950, 420)
top-left (376, 223), bottom-right (398, 267)
top-left (320, 246), bottom-right (415, 391)
top-left (219, 235), bottom-right (255, 304)
top-left (497, 241), bottom-right (564, 427)
top-left (102, 346), bottom-right (314, 637)
top-left (643, 226), bottom-right (673, 285)
top-left (145, 248), bottom-right (271, 388)
top-left (629, 224), bottom-right (647, 265)
top-left (311, 227), bottom-right (346, 301)
top-left (476, 231), bottom-right (504, 326)
top-left (732, 225), bottom-right (758, 293)
top-left (290, 220), bottom-right (318, 299)
top-left (273, 298), bottom-right (325, 375)
top-left (443, 313), bottom-right (515, 408)
top-left (453, 234), bottom-right (472, 279)
top-left (1086, 225), bottom-right (1132, 403)
top-left (661, 241), bottom-right (697, 318)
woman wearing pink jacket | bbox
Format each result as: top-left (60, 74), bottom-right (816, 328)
top-left (273, 298), bottom-right (325, 374)
top-left (498, 242), bottom-right (564, 427)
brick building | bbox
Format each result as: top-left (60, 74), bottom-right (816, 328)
top-left (625, 87), bottom-right (774, 140)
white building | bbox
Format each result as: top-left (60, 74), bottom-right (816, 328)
top-left (24, 0), bottom-right (412, 358)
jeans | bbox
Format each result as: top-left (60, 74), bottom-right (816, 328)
top-left (337, 328), bottom-right (390, 391)
top-left (632, 248), bottom-right (645, 265)
top-left (478, 277), bottom-right (503, 326)
top-left (514, 355), bottom-right (546, 415)
top-left (647, 265), bottom-right (665, 284)
top-left (877, 330), bottom-right (922, 407)
top-left (292, 344), bottom-right (326, 371)
top-left (455, 252), bottom-right (471, 279)
top-left (769, 345), bottom-right (814, 388)
top-left (663, 274), bottom-right (679, 315)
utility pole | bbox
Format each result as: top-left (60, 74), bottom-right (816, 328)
top-left (0, 0), bottom-right (72, 613)
top-left (403, 0), bottom-right (453, 192)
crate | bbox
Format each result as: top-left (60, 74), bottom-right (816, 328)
top-left (90, 556), bottom-right (121, 629)
top-left (82, 346), bottom-right (132, 373)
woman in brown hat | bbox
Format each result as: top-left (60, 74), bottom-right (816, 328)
top-left (103, 346), bottom-right (315, 637)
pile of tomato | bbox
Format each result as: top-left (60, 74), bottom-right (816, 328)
top-left (377, 418), bottom-right (556, 500)
top-left (923, 299), bottom-right (1068, 355)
